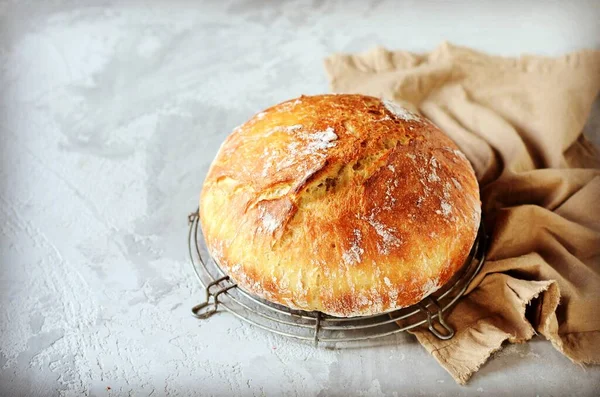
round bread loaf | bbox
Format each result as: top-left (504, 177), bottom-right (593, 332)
top-left (200, 94), bottom-right (480, 317)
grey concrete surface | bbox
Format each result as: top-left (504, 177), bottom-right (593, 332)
top-left (1, 1), bottom-right (599, 396)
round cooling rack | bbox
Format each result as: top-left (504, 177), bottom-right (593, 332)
top-left (187, 209), bottom-right (487, 344)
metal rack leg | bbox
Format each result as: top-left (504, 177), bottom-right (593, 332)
top-left (418, 297), bottom-right (455, 340)
top-left (192, 276), bottom-right (237, 319)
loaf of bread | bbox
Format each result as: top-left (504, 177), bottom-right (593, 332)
top-left (200, 94), bottom-right (480, 317)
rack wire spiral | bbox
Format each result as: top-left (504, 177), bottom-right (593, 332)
top-left (188, 209), bottom-right (487, 344)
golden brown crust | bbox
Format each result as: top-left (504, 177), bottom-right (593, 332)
top-left (200, 94), bottom-right (481, 317)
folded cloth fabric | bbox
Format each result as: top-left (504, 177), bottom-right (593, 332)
top-left (324, 42), bottom-right (600, 384)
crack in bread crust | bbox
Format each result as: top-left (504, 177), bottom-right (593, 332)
top-left (200, 94), bottom-right (481, 317)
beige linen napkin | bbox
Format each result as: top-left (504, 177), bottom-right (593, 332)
top-left (325, 42), bottom-right (600, 384)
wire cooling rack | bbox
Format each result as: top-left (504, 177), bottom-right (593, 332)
top-left (187, 209), bottom-right (487, 344)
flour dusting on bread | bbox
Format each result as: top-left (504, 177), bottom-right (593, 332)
top-left (382, 99), bottom-right (420, 122)
top-left (421, 277), bottom-right (441, 298)
top-left (305, 127), bottom-right (337, 151)
top-left (427, 156), bottom-right (441, 183)
top-left (286, 127), bottom-right (338, 159)
top-left (342, 229), bottom-right (364, 265)
top-left (437, 201), bottom-right (452, 217)
top-left (363, 213), bottom-right (402, 255)
top-left (260, 211), bottom-right (281, 233)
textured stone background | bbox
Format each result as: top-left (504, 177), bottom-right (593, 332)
top-left (1, 1), bottom-right (599, 396)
